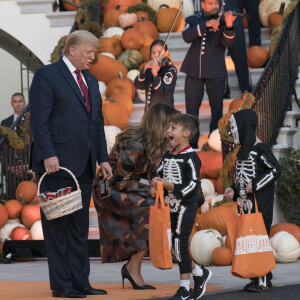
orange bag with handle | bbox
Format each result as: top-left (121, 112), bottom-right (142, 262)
top-left (149, 180), bottom-right (173, 269)
top-left (226, 195), bottom-right (276, 278)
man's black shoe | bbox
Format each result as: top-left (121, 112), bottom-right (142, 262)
top-left (77, 287), bottom-right (107, 295)
top-left (52, 287), bottom-right (86, 298)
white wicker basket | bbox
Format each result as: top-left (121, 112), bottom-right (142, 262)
top-left (38, 167), bottom-right (82, 220)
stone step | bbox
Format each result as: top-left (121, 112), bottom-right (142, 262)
top-left (283, 111), bottom-right (300, 128)
top-left (46, 11), bottom-right (77, 27)
top-left (276, 127), bottom-right (298, 145)
top-left (16, 0), bottom-right (53, 14)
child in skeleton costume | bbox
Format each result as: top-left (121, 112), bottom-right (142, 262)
top-left (224, 109), bottom-right (282, 293)
top-left (152, 114), bottom-right (212, 300)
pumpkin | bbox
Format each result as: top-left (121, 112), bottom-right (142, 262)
top-left (0, 242), bottom-right (3, 258)
top-left (62, 0), bottom-right (81, 11)
top-left (138, 61), bottom-right (147, 71)
top-left (102, 98), bottom-right (129, 130)
top-left (4, 200), bottom-right (22, 219)
top-left (212, 247), bottom-right (232, 266)
top-left (121, 28), bottom-right (145, 50)
top-left (104, 5), bottom-right (126, 29)
top-left (198, 134), bottom-right (209, 150)
top-left (195, 202), bottom-right (238, 236)
top-left (90, 54), bottom-right (128, 84)
top-left (147, 0), bottom-right (182, 11)
top-left (182, 0), bottom-right (195, 19)
top-left (16, 181), bottom-right (37, 204)
top-left (0, 204), bottom-right (8, 228)
top-left (136, 10), bottom-right (149, 21)
top-left (205, 194), bottom-right (223, 207)
top-left (98, 81), bottom-right (107, 95)
top-left (11, 226), bottom-right (32, 240)
top-left (126, 69), bottom-right (140, 82)
top-left (270, 223), bottom-right (300, 244)
top-left (200, 179), bottom-right (215, 197)
top-left (215, 176), bottom-right (225, 194)
top-left (104, 126), bottom-right (122, 153)
top-left (30, 220), bottom-right (44, 240)
top-left (140, 45), bottom-right (150, 62)
top-left (190, 229), bottom-right (223, 265)
top-left (133, 20), bottom-right (159, 40)
top-left (119, 13), bottom-right (138, 28)
top-left (136, 89), bottom-right (146, 102)
top-left (20, 205), bottom-right (41, 229)
top-left (208, 129), bottom-right (222, 152)
top-left (200, 200), bottom-right (210, 214)
top-left (107, 94), bottom-right (133, 115)
top-left (101, 52), bottom-right (116, 59)
top-left (268, 4), bottom-right (284, 33)
top-left (197, 151), bottom-right (223, 179)
top-left (270, 231), bottom-right (300, 263)
top-left (144, 35), bottom-right (154, 47)
top-left (117, 49), bottom-right (143, 71)
top-left (103, 0), bottom-right (143, 14)
top-left (0, 222), bottom-right (25, 242)
top-left (259, 0), bottom-right (290, 27)
top-left (242, 8), bottom-right (248, 28)
top-left (97, 37), bottom-right (123, 58)
top-left (157, 5), bottom-right (184, 33)
top-left (247, 46), bottom-right (269, 68)
top-left (228, 98), bottom-right (246, 112)
top-left (103, 27), bottom-right (124, 39)
top-left (106, 72), bottom-right (136, 100)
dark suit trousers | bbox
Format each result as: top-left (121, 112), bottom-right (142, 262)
top-left (37, 159), bottom-right (93, 291)
top-left (185, 76), bottom-right (225, 134)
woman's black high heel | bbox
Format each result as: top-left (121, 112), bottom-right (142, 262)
top-left (121, 264), bottom-right (156, 290)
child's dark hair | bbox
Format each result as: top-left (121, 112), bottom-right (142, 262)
top-left (172, 114), bottom-right (199, 141)
top-left (149, 39), bottom-right (168, 53)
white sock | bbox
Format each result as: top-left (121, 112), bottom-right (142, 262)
top-left (192, 264), bottom-right (203, 277)
top-left (180, 279), bottom-right (190, 291)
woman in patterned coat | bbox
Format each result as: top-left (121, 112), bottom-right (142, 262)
top-left (94, 103), bottom-right (179, 289)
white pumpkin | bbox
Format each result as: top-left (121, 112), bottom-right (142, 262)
top-left (136, 89), bottom-right (146, 103)
top-left (147, 0), bottom-right (182, 11)
top-left (103, 27), bottom-right (124, 38)
top-left (30, 220), bottom-right (44, 240)
top-left (182, 0), bottom-right (194, 18)
top-left (190, 229), bottom-right (223, 265)
top-left (119, 13), bottom-right (138, 29)
top-left (270, 231), bottom-right (300, 263)
top-left (98, 81), bottom-right (107, 95)
top-left (104, 125), bottom-right (122, 153)
top-left (200, 201), bottom-right (210, 214)
top-left (100, 52), bottom-right (115, 59)
top-left (259, 0), bottom-right (291, 27)
top-left (126, 69), bottom-right (140, 82)
top-left (205, 194), bottom-right (223, 207)
top-left (0, 222), bottom-right (25, 242)
top-left (200, 179), bottom-right (215, 197)
top-left (5, 218), bottom-right (21, 224)
top-left (208, 129), bottom-right (222, 152)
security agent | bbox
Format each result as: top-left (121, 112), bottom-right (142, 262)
top-left (180, 0), bottom-right (236, 145)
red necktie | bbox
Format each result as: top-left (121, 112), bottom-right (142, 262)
top-left (74, 69), bottom-right (91, 112)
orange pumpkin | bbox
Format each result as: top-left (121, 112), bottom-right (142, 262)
top-left (247, 46), bottom-right (269, 68)
top-left (11, 226), bottom-right (32, 240)
top-left (16, 181), bottom-right (37, 204)
top-left (4, 199), bottom-right (22, 219)
top-left (97, 37), bottom-right (123, 58)
top-left (195, 202), bottom-right (238, 236)
top-left (102, 98), bottom-right (129, 130)
top-left (106, 72), bottom-right (136, 100)
top-left (104, 5), bottom-right (126, 29)
top-left (140, 45), bottom-right (150, 62)
top-left (270, 223), bottom-right (300, 244)
top-left (212, 247), bottom-right (232, 266)
top-left (62, 0), bottom-right (81, 11)
top-left (136, 10), bottom-right (149, 21)
top-left (268, 11), bottom-right (283, 33)
top-left (197, 151), bottom-right (223, 179)
top-left (121, 28), bottom-right (145, 50)
top-left (228, 98), bottom-right (246, 112)
top-left (107, 95), bottom-right (133, 115)
top-left (138, 62), bottom-right (147, 71)
top-left (0, 204), bottom-right (8, 228)
top-left (133, 21), bottom-right (159, 40)
top-left (215, 176), bottom-right (225, 194)
top-left (0, 242), bottom-right (3, 258)
top-left (20, 205), bottom-right (41, 229)
top-left (90, 54), bottom-right (128, 84)
top-left (144, 35), bottom-right (154, 47)
top-left (156, 6), bottom-right (184, 33)
top-left (103, 0), bottom-right (142, 14)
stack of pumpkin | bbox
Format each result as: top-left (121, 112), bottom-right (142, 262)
top-left (0, 181), bottom-right (42, 259)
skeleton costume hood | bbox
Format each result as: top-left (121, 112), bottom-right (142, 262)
top-left (230, 109), bottom-right (258, 160)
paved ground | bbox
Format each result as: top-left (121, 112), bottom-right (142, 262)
top-left (1, 258), bottom-right (299, 298)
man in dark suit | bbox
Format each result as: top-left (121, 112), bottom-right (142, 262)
top-left (1, 92), bottom-right (26, 127)
top-left (29, 30), bottom-right (112, 298)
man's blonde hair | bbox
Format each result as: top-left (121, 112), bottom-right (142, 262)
top-left (62, 30), bottom-right (100, 55)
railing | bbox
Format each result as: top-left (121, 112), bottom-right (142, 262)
top-left (0, 105), bottom-right (32, 200)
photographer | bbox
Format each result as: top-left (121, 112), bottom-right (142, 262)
top-left (134, 39), bottom-right (177, 110)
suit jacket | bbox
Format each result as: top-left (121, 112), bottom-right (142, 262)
top-left (29, 58), bottom-right (108, 178)
top-left (1, 115), bottom-right (14, 128)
